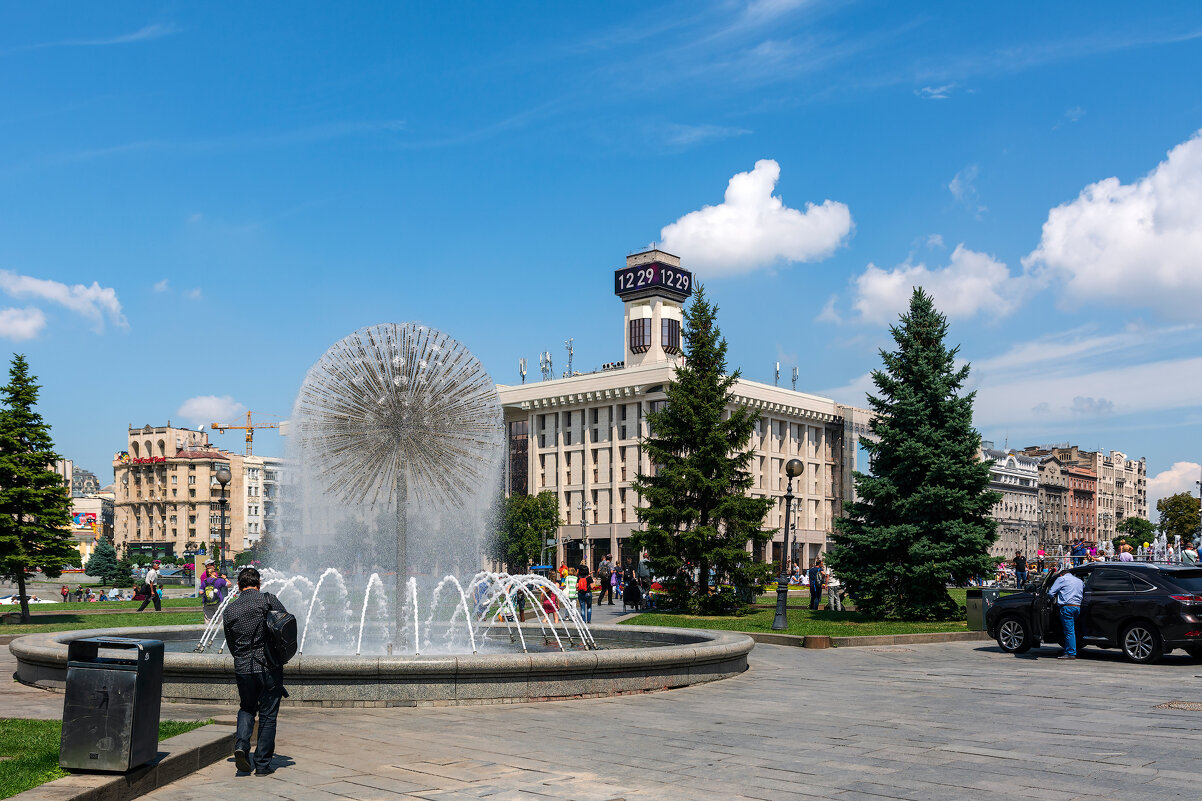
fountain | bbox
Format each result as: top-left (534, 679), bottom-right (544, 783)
top-left (12, 323), bottom-right (752, 705)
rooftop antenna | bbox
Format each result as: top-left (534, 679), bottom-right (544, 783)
top-left (775, 362), bottom-right (780, 387)
top-left (518, 358), bottom-right (528, 384)
top-left (539, 351), bottom-right (552, 381)
top-left (791, 366), bottom-right (799, 391)
top-left (564, 338), bottom-right (574, 378)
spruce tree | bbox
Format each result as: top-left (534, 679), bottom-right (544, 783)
top-left (0, 355), bottom-right (76, 623)
top-left (85, 539), bottom-right (123, 586)
top-left (827, 288), bottom-right (999, 621)
top-left (629, 285), bottom-right (774, 608)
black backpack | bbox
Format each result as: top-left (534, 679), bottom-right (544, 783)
top-left (262, 592), bottom-right (298, 667)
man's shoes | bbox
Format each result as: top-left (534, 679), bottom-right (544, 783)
top-left (1056, 654), bottom-right (1076, 660)
top-left (234, 748), bottom-right (252, 773)
top-left (255, 766), bottom-right (276, 776)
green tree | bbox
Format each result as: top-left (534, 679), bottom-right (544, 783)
top-left (85, 540), bottom-right (123, 586)
top-left (496, 491), bottom-right (561, 572)
top-left (629, 285), bottom-right (775, 608)
top-left (0, 355), bottom-right (76, 623)
top-left (1113, 516), bottom-right (1156, 552)
top-left (1157, 493), bottom-right (1201, 545)
top-left (115, 550), bottom-right (137, 588)
top-left (827, 288), bottom-right (1000, 621)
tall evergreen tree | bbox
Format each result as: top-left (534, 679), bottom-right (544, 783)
top-left (0, 355), bottom-right (75, 623)
top-left (827, 288), bottom-right (999, 621)
top-left (85, 539), bottom-right (123, 586)
top-left (629, 285), bottom-right (774, 606)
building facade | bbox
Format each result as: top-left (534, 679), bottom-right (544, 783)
top-left (112, 424), bottom-right (247, 563)
top-left (1022, 445), bottom-right (1147, 544)
top-left (71, 467), bottom-right (101, 497)
top-left (68, 495), bottom-right (114, 564)
top-left (980, 443), bottom-right (1039, 557)
top-left (1035, 456), bottom-right (1098, 550)
top-left (496, 248), bottom-right (872, 573)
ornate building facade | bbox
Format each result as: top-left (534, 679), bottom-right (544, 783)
top-left (980, 443), bottom-right (1039, 557)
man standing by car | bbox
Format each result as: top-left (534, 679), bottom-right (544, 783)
top-left (1013, 551), bottom-right (1028, 588)
top-left (223, 567), bottom-right (289, 776)
top-left (1048, 569), bottom-right (1084, 660)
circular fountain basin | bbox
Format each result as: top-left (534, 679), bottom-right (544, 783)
top-left (12, 624), bottom-right (753, 707)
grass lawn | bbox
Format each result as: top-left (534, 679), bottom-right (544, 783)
top-left (0, 611), bottom-right (204, 635)
top-left (623, 607), bottom-right (968, 638)
top-left (0, 719), bottom-right (209, 799)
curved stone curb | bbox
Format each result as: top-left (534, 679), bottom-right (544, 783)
top-left (11, 623), bottom-right (753, 707)
top-left (744, 630), bottom-right (990, 648)
top-left (8, 723), bottom-right (233, 801)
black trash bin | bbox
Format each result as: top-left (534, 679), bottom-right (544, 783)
top-left (965, 587), bottom-right (1001, 631)
top-left (60, 637), bottom-right (164, 772)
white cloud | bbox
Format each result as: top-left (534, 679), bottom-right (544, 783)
top-left (1148, 461), bottom-right (1201, 513)
top-left (153, 279), bottom-right (169, 292)
top-left (948, 164), bottom-right (986, 217)
top-left (925, 233), bottom-right (945, 249)
top-left (659, 159), bottom-right (852, 275)
top-left (0, 270), bottom-right (126, 331)
top-left (850, 244), bottom-right (1022, 323)
top-left (177, 395), bottom-right (245, 425)
top-left (915, 83), bottom-right (956, 100)
top-left (1024, 129), bottom-right (1202, 318)
top-left (815, 295), bottom-right (842, 324)
top-left (185, 288), bottom-right (203, 300)
top-left (0, 307), bottom-right (46, 340)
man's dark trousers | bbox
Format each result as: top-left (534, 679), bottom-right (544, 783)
top-left (235, 668), bottom-right (284, 773)
top-left (597, 579), bottom-right (613, 604)
top-left (809, 585), bottom-right (821, 610)
top-left (136, 588), bottom-right (160, 612)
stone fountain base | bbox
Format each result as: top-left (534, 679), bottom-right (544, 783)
top-left (12, 624), bottom-right (753, 707)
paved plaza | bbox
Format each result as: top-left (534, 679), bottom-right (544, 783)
top-left (8, 634), bottom-right (1202, 800)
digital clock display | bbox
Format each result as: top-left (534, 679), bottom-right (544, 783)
top-left (614, 262), bottom-right (693, 298)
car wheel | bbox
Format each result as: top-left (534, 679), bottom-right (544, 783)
top-left (1120, 622), bottom-right (1163, 664)
top-left (996, 615), bottom-right (1031, 654)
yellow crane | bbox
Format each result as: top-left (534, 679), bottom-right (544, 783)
top-left (209, 411), bottom-right (279, 456)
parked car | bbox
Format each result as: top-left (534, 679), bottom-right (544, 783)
top-left (986, 562), bottom-right (1202, 664)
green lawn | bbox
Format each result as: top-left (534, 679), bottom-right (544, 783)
top-left (623, 607), bottom-right (969, 638)
top-left (0, 611), bottom-right (205, 635)
top-left (0, 719), bottom-right (210, 799)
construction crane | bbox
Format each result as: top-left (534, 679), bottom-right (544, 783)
top-left (209, 411), bottom-right (279, 456)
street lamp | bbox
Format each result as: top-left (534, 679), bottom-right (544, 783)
top-left (215, 465), bottom-right (231, 574)
top-left (772, 459), bottom-right (805, 631)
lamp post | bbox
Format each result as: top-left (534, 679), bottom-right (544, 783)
top-left (215, 465), bottom-right (231, 575)
top-left (772, 459), bottom-right (804, 631)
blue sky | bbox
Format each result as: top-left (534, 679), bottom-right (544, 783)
top-left (1, 1), bottom-right (1200, 508)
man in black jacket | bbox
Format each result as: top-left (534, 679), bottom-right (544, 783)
top-left (222, 567), bottom-right (288, 776)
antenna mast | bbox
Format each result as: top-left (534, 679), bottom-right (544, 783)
top-left (564, 338), bottom-right (574, 378)
top-left (792, 367), bottom-right (799, 391)
top-left (519, 358), bottom-right (528, 384)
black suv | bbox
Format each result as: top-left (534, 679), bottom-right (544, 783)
top-left (985, 563), bottom-right (1202, 664)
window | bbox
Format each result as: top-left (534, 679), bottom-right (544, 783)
top-left (188, 475), bottom-right (196, 485)
top-left (1088, 570), bottom-right (1134, 593)
top-left (629, 318), bottom-right (652, 353)
top-left (170, 475), bottom-right (177, 485)
top-left (662, 318), bottom-right (681, 354)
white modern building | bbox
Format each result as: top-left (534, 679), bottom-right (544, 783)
top-left (980, 443), bottom-right (1039, 558)
top-left (496, 248), bottom-right (872, 573)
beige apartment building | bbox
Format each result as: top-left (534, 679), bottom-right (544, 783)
top-left (113, 424), bottom-right (248, 562)
top-left (496, 248), bottom-right (872, 573)
top-left (1022, 445), bottom-right (1148, 543)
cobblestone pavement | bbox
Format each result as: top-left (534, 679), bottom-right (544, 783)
top-left (77, 639), bottom-right (1197, 801)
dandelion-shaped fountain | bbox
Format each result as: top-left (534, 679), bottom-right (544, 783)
top-left (292, 323), bottom-right (504, 648)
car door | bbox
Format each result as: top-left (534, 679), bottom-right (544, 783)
top-left (1034, 572), bottom-right (1063, 643)
top-left (1081, 568), bottom-right (1135, 646)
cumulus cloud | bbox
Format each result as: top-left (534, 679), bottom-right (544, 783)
top-left (850, 244), bottom-right (1022, 323)
top-left (659, 159), bottom-right (852, 275)
top-left (1024, 129), bottom-right (1202, 318)
top-left (177, 395), bottom-right (245, 426)
top-left (0, 270), bottom-right (126, 331)
top-left (1148, 461), bottom-right (1201, 511)
top-left (0, 307), bottom-right (47, 340)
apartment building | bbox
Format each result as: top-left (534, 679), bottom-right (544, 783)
top-left (980, 443), bottom-right (1039, 557)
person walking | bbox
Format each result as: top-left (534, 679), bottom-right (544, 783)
top-left (222, 567), bottom-right (289, 776)
top-left (1013, 551), bottom-right (1028, 588)
top-left (807, 559), bottom-right (823, 611)
top-left (576, 565), bottom-right (593, 623)
top-left (60, 585), bottom-right (69, 603)
top-left (200, 560), bottom-right (230, 622)
top-left (136, 560), bottom-right (162, 612)
top-left (825, 566), bottom-right (843, 612)
top-left (596, 554), bottom-right (614, 605)
top-left (1048, 568), bottom-right (1084, 660)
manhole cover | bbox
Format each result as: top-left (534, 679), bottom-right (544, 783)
top-left (1154, 701), bottom-right (1202, 711)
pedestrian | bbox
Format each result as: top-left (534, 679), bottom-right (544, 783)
top-left (1047, 568), bottom-right (1084, 660)
top-left (222, 567), bottom-right (289, 776)
top-left (807, 559), bottom-right (823, 611)
top-left (1183, 542), bottom-right (1199, 565)
top-left (576, 564), bottom-right (592, 623)
top-left (137, 560), bottom-right (162, 612)
top-left (200, 560), bottom-right (230, 622)
top-left (1013, 550), bottom-right (1028, 588)
top-left (1119, 544), bottom-right (1135, 562)
top-left (636, 551), bottom-right (651, 585)
top-left (597, 554), bottom-right (614, 605)
top-left (610, 567), bottom-right (620, 603)
top-left (60, 585), bottom-right (69, 603)
top-left (825, 566), bottom-right (843, 612)
top-left (540, 584), bottom-right (560, 623)
top-left (622, 574), bottom-right (642, 612)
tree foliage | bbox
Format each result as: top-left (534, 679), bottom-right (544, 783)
top-left (629, 285), bottom-right (775, 609)
top-left (496, 491), bottom-right (560, 572)
top-left (85, 540), bottom-right (124, 586)
top-left (0, 355), bottom-right (76, 623)
top-left (1113, 516), bottom-right (1156, 551)
top-left (1157, 493), bottom-right (1201, 545)
top-left (827, 288), bottom-right (999, 621)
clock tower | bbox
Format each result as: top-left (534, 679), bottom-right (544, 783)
top-left (614, 248), bottom-right (693, 368)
